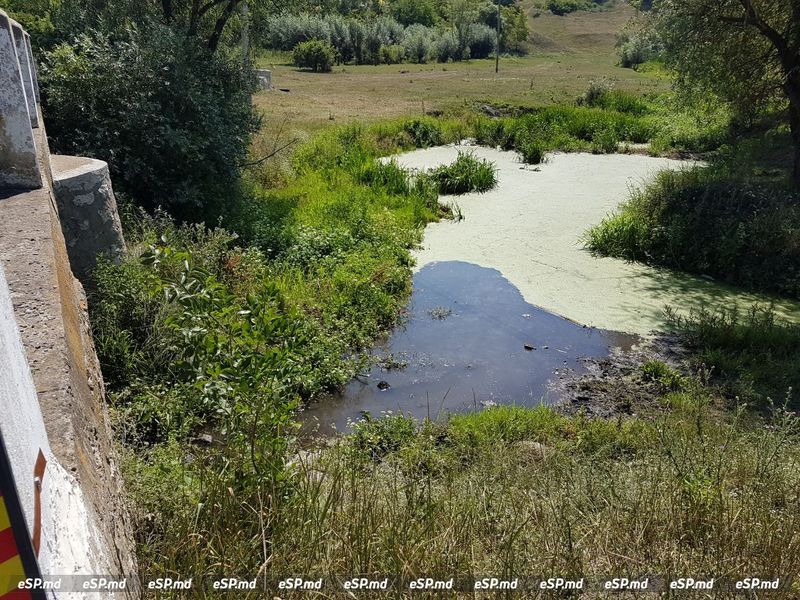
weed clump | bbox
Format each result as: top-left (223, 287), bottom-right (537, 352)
top-left (293, 39), bottom-right (335, 72)
top-left (427, 151), bottom-right (498, 195)
top-left (584, 168), bottom-right (800, 298)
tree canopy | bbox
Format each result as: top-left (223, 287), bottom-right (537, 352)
top-left (657, 0), bottom-right (800, 182)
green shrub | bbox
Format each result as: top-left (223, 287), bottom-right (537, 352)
top-left (380, 43), bottom-right (406, 64)
top-left (616, 25), bottom-right (662, 69)
top-left (428, 151), bottom-right (498, 194)
top-left (293, 39), bottom-right (336, 72)
top-left (641, 360), bottom-right (685, 391)
top-left (40, 26), bottom-right (258, 221)
top-left (265, 13), bottom-right (332, 51)
top-left (402, 23), bottom-right (435, 63)
top-left (467, 23), bottom-right (496, 59)
top-left (584, 169), bottom-right (800, 298)
top-left (434, 29), bottom-right (462, 61)
top-left (548, 0), bottom-right (592, 15)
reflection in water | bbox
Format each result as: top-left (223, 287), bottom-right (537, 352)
top-left (301, 261), bottom-right (637, 435)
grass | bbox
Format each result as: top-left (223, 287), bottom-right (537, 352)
top-left (93, 94), bottom-right (748, 592)
top-left (252, 4), bottom-right (663, 143)
top-left (668, 305), bottom-right (800, 407)
top-left (427, 151), bottom-right (498, 194)
top-left (126, 389), bottom-right (800, 596)
top-left (584, 167), bottom-right (800, 299)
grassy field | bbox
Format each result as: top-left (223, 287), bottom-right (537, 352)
top-left (253, 2), bottom-right (667, 140)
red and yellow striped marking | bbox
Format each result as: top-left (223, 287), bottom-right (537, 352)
top-left (0, 492), bottom-right (30, 600)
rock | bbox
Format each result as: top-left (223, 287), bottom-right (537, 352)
top-left (377, 380), bottom-right (391, 391)
top-left (514, 440), bottom-right (549, 458)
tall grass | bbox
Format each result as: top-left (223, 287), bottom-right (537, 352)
top-left (274, 402), bottom-right (800, 585)
top-left (667, 305), bottom-right (800, 406)
top-left (129, 399), bottom-right (800, 597)
top-left (427, 151), bottom-right (498, 195)
top-left (473, 103), bottom-right (656, 164)
top-left (584, 168), bottom-right (800, 298)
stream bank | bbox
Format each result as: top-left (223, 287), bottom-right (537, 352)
top-left (303, 147), bottom-right (800, 435)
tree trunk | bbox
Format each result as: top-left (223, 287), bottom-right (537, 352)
top-left (207, 0), bottom-right (240, 52)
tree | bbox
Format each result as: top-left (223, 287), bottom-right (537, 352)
top-left (657, 0), bottom-right (800, 184)
top-left (390, 0), bottom-right (439, 27)
top-left (292, 38), bottom-right (335, 71)
top-left (41, 26), bottom-right (260, 220)
top-left (447, 0), bottom-right (479, 59)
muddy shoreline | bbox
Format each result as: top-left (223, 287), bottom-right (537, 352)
top-left (552, 332), bottom-right (691, 418)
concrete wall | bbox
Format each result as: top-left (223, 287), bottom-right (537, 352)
top-left (51, 155), bottom-right (126, 284)
top-left (0, 12), bottom-right (43, 188)
top-left (0, 264), bottom-right (112, 589)
top-left (0, 12), bottom-right (138, 597)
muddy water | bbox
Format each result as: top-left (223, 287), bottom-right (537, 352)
top-left (301, 261), bottom-right (635, 435)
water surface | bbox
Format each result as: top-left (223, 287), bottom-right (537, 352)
top-left (302, 261), bottom-right (635, 435)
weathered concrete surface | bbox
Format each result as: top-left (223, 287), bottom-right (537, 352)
top-left (393, 145), bottom-right (800, 335)
top-left (10, 19), bottom-right (38, 128)
top-left (51, 155), bottom-right (126, 284)
top-left (256, 68), bottom-right (272, 90)
top-left (0, 129), bottom-right (137, 591)
top-left (0, 11), bottom-right (41, 188)
top-left (0, 264), bottom-right (114, 590)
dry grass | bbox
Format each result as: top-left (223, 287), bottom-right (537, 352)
top-left (252, 2), bottom-right (667, 142)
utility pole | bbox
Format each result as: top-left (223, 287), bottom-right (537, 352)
top-left (495, 0), bottom-right (501, 73)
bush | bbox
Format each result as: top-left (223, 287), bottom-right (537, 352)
top-left (265, 13), bottom-right (331, 51)
top-left (380, 44), bottom-right (406, 64)
top-left (548, 0), bottom-right (592, 15)
top-left (427, 151), bottom-right (498, 194)
top-left (40, 26), bottom-right (258, 221)
top-left (293, 39), bottom-right (335, 72)
top-left (616, 25), bottom-right (662, 69)
top-left (402, 23), bottom-right (435, 63)
top-left (467, 23), bottom-right (496, 59)
top-left (433, 29), bottom-right (461, 62)
top-left (584, 169), bottom-right (800, 298)
top-left (364, 16), bottom-right (405, 64)
top-left (328, 14), bottom-right (356, 63)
